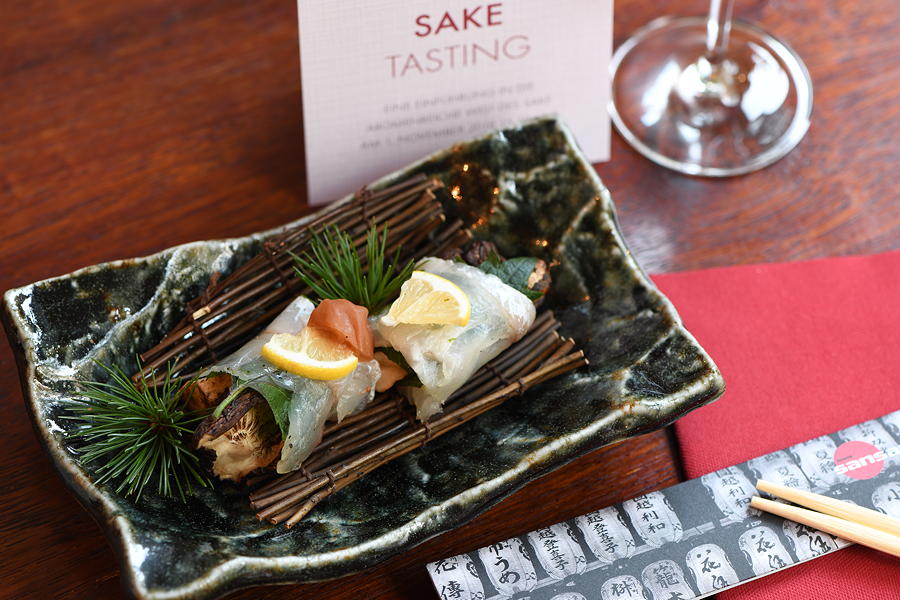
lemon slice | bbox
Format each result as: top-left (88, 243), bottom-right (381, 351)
top-left (384, 270), bottom-right (471, 326)
top-left (261, 328), bottom-right (358, 380)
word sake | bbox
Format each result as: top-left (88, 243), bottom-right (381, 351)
top-left (414, 4), bottom-right (503, 36)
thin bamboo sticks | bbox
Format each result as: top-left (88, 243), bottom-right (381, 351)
top-left (136, 176), bottom-right (446, 383)
top-left (132, 172), bottom-right (587, 529)
top-left (247, 311), bottom-right (587, 527)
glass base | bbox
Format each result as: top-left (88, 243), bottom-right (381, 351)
top-left (609, 17), bottom-right (813, 177)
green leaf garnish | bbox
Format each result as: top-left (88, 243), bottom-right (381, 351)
top-left (478, 255), bottom-right (543, 300)
top-left (248, 382), bottom-right (292, 438)
top-left (378, 347), bottom-right (423, 388)
top-left (292, 222), bottom-right (415, 313)
top-left (211, 377), bottom-right (244, 418)
top-left (208, 374), bottom-right (291, 438)
top-left (64, 359), bottom-right (210, 502)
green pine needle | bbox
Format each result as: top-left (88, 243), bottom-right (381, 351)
top-left (63, 360), bottom-right (211, 502)
top-left (291, 222), bottom-right (415, 313)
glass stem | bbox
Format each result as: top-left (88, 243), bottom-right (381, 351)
top-left (705, 0), bottom-right (734, 61)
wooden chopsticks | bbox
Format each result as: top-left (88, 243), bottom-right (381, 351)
top-left (751, 479), bottom-right (900, 558)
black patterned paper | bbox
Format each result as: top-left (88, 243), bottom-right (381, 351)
top-left (428, 411), bottom-right (900, 600)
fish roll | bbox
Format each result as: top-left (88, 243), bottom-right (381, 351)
top-left (377, 258), bottom-right (536, 420)
top-left (210, 296), bottom-right (380, 473)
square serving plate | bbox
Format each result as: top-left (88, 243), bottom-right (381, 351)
top-left (2, 117), bottom-right (724, 600)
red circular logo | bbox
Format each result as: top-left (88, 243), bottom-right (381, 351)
top-left (834, 441), bottom-right (884, 480)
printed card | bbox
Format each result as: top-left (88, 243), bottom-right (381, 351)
top-left (297, 0), bottom-right (612, 204)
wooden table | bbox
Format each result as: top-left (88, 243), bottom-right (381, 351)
top-left (1, 0), bottom-right (897, 598)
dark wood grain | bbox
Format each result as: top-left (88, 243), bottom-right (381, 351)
top-left (1, 0), bottom-right (897, 598)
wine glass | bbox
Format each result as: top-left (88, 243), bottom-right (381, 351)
top-left (609, 0), bottom-right (813, 176)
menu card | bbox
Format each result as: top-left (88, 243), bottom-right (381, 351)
top-left (296, 1), bottom-right (612, 204)
top-left (427, 411), bottom-right (900, 600)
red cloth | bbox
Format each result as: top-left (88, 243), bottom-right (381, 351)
top-left (651, 251), bottom-right (900, 599)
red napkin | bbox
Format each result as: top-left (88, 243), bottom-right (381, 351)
top-left (651, 251), bottom-right (900, 599)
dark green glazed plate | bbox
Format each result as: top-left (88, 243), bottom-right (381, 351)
top-left (2, 117), bottom-right (724, 600)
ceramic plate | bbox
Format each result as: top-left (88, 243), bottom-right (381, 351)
top-left (2, 117), bottom-right (724, 600)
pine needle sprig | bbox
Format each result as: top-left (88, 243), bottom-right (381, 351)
top-left (63, 359), bottom-right (210, 502)
top-left (292, 222), bottom-right (415, 313)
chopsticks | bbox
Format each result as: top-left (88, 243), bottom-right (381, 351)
top-left (751, 479), bottom-right (900, 558)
